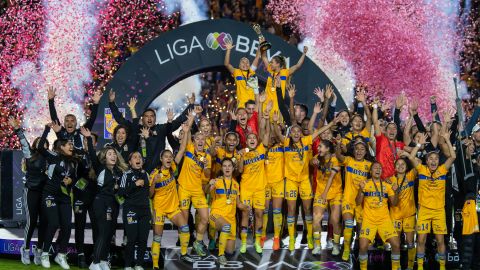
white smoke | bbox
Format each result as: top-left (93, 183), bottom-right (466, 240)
top-left (10, 0), bottom-right (106, 141)
top-left (164, 0), bottom-right (208, 25)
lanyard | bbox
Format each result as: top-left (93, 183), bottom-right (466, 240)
top-left (222, 177), bottom-right (233, 201)
top-left (372, 179), bottom-right (384, 203)
top-left (388, 139), bottom-right (398, 160)
top-left (241, 69), bottom-right (250, 82)
top-left (271, 72), bottom-right (279, 91)
top-left (396, 174), bottom-right (406, 194)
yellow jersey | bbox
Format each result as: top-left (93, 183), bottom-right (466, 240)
top-left (264, 66), bottom-right (289, 117)
top-left (150, 163), bottom-right (179, 211)
top-left (315, 156), bottom-right (342, 196)
top-left (417, 164), bottom-right (448, 209)
top-left (213, 147), bottom-right (240, 177)
top-left (342, 127), bottom-right (371, 146)
top-left (210, 177), bottom-right (240, 221)
top-left (388, 170), bottom-right (417, 219)
top-left (342, 156), bottom-right (372, 205)
top-left (233, 68), bottom-right (256, 108)
top-left (361, 179), bottom-right (395, 225)
top-left (266, 144), bottom-right (284, 183)
top-left (241, 144), bottom-right (267, 191)
top-left (178, 143), bottom-right (211, 191)
top-left (283, 135), bottom-right (312, 182)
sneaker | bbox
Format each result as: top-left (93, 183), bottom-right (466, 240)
top-left (217, 255), bottom-right (227, 265)
top-left (193, 241), bottom-right (207, 257)
top-left (89, 263), bottom-right (102, 270)
top-left (312, 246), bottom-right (322, 255)
top-left (99, 261), bottom-right (110, 270)
top-left (240, 243), bottom-right (247, 254)
top-left (208, 239), bottom-right (216, 251)
top-left (180, 254), bottom-right (195, 264)
top-left (254, 242), bottom-right (263, 254)
top-left (273, 237), bottom-right (280, 251)
top-left (20, 246), bottom-right (31, 265)
top-left (41, 252), bottom-right (50, 268)
top-left (133, 266), bottom-right (144, 270)
top-left (326, 239), bottom-right (333, 250)
top-left (34, 249), bottom-right (43, 265)
top-left (341, 249), bottom-right (350, 261)
top-left (54, 253), bottom-right (70, 270)
top-left (332, 243), bottom-right (341, 256)
top-left (307, 236), bottom-right (314, 249)
top-left (78, 254), bottom-right (88, 268)
top-left (289, 239), bottom-right (295, 251)
top-left (260, 236), bottom-right (266, 248)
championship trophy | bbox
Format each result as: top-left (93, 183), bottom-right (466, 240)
top-left (252, 23), bottom-right (271, 52)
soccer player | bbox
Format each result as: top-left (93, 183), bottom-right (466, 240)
top-left (388, 156), bottom-right (417, 270)
top-left (341, 90), bottom-right (372, 147)
top-left (272, 112), bottom-right (338, 251)
top-left (207, 158), bottom-right (249, 265)
top-left (177, 129), bottom-right (212, 256)
top-left (311, 140), bottom-right (342, 255)
top-left (356, 162), bottom-right (401, 270)
top-left (336, 140), bottom-right (372, 261)
top-left (405, 131), bottom-right (456, 270)
top-left (237, 102), bottom-right (271, 254)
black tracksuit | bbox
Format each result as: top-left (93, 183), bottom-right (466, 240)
top-left (38, 126), bottom-right (78, 254)
top-left (87, 137), bottom-right (123, 263)
top-left (16, 129), bottom-right (48, 250)
top-left (118, 169), bottom-right (150, 268)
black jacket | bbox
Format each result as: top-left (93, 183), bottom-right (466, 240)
top-left (16, 129), bottom-right (48, 191)
top-left (118, 168), bottom-right (150, 208)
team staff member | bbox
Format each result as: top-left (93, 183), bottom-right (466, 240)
top-left (405, 131), bottom-right (456, 270)
top-left (261, 128), bottom-right (285, 250)
top-left (81, 127), bottom-right (128, 270)
top-left (149, 115), bottom-right (196, 269)
top-left (224, 39), bottom-right (261, 109)
top-left (387, 157), bottom-right (417, 270)
top-left (356, 162), bottom-right (401, 270)
top-left (237, 101), bottom-right (271, 254)
top-left (118, 152), bottom-right (151, 270)
top-left (311, 140), bottom-right (342, 256)
top-left (177, 129), bottom-right (211, 257)
top-left (335, 140), bottom-right (372, 261)
top-left (10, 117), bottom-right (48, 266)
top-left (272, 111), bottom-right (338, 251)
top-left (38, 123), bottom-right (78, 270)
top-left (206, 158), bottom-right (249, 265)
top-left (105, 124), bottom-right (138, 162)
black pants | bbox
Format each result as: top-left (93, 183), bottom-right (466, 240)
top-left (123, 206), bottom-right (150, 267)
top-left (73, 188), bottom-right (96, 254)
top-left (461, 232), bottom-right (480, 270)
top-left (92, 196), bottom-right (117, 263)
top-left (23, 188), bottom-right (46, 249)
top-left (42, 193), bottom-right (72, 254)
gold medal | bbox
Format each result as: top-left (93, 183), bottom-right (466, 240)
top-left (265, 160), bottom-right (269, 165)
top-left (226, 199), bottom-right (232, 205)
top-left (271, 86), bottom-right (275, 92)
top-left (199, 156), bottom-right (205, 162)
top-left (245, 148), bottom-right (250, 153)
top-left (378, 201), bottom-right (383, 207)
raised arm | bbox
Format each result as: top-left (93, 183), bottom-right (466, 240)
top-left (356, 181), bottom-right (366, 206)
top-left (175, 113), bottom-right (194, 164)
top-left (287, 84), bottom-right (296, 122)
top-left (80, 127), bottom-right (101, 174)
top-left (37, 124), bottom-right (59, 162)
top-left (251, 45), bottom-right (261, 69)
top-left (260, 108), bottom-right (271, 146)
top-left (127, 97), bottom-right (138, 119)
top-left (312, 116), bottom-right (338, 140)
top-left (308, 102), bottom-right (321, 134)
top-left (372, 97), bottom-right (382, 136)
top-left (403, 132), bottom-right (427, 168)
top-left (289, 46), bottom-right (308, 75)
top-left (272, 111), bottom-right (285, 143)
top-left (335, 138), bottom-right (346, 163)
top-left (403, 116), bottom-right (413, 146)
top-left (356, 90), bottom-right (372, 129)
top-left (84, 89), bottom-right (102, 130)
top-left (440, 130), bottom-right (456, 169)
top-left (430, 96), bottom-right (441, 122)
top-left (108, 90), bottom-right (132, 127)
top-left (169, 93), bottom-right (196, 131)
top-left (9, 117), bottom-right (31, 158)
top-left (224, 40), bottom-right (235, 74)
top-left (47, 86), bottom-right (60, 124)
top-left (394, 94), bottom-right (406, 140)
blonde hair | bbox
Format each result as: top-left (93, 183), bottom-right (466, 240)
top-left (98, 147), bottom-right (129, 172)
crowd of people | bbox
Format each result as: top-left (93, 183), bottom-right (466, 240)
top-left (8, 31), bottom-right (480, 270)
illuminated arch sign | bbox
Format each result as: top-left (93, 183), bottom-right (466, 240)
top-left (94, 19), bottom-right (346, 141)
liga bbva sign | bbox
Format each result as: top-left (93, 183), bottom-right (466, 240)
top-left (94, 19), bottom-right (344, 142)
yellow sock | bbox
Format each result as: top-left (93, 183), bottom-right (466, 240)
top-left (313, 232), bottom-right (321, 248)
top-left (255, 229), bottom-right (262, 244)
top-left (407, 245), bottom-right (416, 269)
top-left (417, 253), bottom-right (425, 270)
top-left (241, 227), bottom-right (248, 245)
top-left (151, 235), bottom-right (161, 268)
top-left (273, 209), bottom-right (282, 238)
top-left (218, 225), bottom-right (230, 256)
top-left (262, 209), bottom-right (268, 237)
top-left (179, 226), bottom-right (190, 255)
top-left (359, 254), bottom-right (368, 270)
top-left (391, 253), bottom-right (400, 270)
top-left (305, 215), bottom-right (313, 240)
top-left (333, 233), bottom-right (340, 245)
top-left (287, 216), bottom-right (295, 242)
top-left (438, 253), bottom-right (446, 270)
top-left (343, 226), bottom-right (353, 253)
